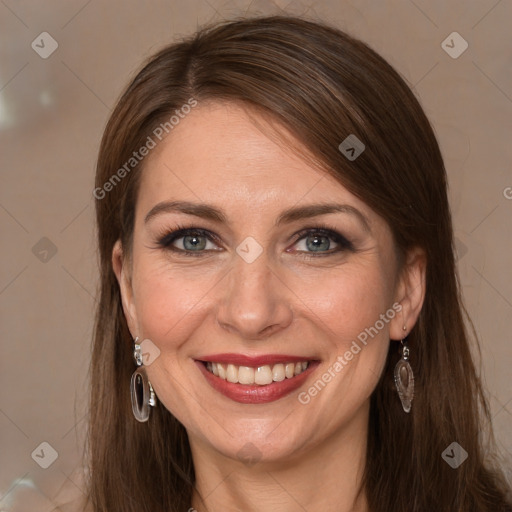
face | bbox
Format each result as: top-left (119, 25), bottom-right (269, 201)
top-left (113, 101), bottom-right (424, 465)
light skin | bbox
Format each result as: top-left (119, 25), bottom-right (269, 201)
top-left (112, 101), bottom-right (426, 512)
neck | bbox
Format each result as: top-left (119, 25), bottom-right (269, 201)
top-left (189, 402), bottom-right (369, 512)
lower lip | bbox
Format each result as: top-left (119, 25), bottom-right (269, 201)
top-left (194, 360), bottom-right (320, 404)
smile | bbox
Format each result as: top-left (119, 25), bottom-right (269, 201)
top-left (194, 355), bottom-right (320, 404)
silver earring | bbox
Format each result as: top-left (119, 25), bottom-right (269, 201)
top-left (394, 326), bottom-right (414, 413)
top-left (130, 337), bottom-right (156, 422)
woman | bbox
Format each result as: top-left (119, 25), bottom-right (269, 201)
top-left (87, 15), bottom-right (511, 512)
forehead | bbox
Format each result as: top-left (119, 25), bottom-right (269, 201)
top-left (136, 101), bottom-right (374, 224)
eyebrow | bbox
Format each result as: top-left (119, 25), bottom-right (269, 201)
top-left (144, 200), bottom-right (371, 233)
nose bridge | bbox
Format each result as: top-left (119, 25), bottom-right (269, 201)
top-left (215, 245), bottom-right (292, 339)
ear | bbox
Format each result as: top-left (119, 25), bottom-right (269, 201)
top-left (389, 246), bottom-right (426, 340)
top-left (112, 239), bottom-right (138, 337)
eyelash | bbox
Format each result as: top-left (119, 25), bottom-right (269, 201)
top-left (154, 223), bottom-right (355, 258)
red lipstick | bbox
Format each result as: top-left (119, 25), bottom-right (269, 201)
top-left (194, 356), bottom-right (320, 404)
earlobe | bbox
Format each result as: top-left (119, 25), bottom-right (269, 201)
top-left (390, 246), bottom-right (427, 340)
top-left (112, 240), bottom-right (138, 335)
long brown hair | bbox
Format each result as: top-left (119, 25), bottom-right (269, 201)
top-left (86, 15), bottom-right (512, 511)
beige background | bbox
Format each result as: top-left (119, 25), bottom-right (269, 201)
top-left (1, 0), bottom-right (511, 509)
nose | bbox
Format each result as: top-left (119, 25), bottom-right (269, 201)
top-left (215, 249), bottom-right (294, 340)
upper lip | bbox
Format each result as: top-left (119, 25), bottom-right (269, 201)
top-left (196, 353), bottom-right (318, 367)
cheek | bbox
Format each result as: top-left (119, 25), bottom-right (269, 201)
top-left (130, 264), bottom-right (214, 418)
top-left (292, 261), bottom-right (395, 345)
top-left (132, 261), bottom-right (214, 349)
top-left (292, 261), bottom-right (394, 405)
top-left (132, 251), bottom-right (396, 356)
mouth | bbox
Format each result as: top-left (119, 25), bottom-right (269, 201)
top-left (194, 355), bottom-right (320, 404)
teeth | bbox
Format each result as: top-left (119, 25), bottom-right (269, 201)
top-left (272, 363), bottom-right (285, 382)
top-left (255, 365), bottom-right (272, 385)
top-left (238, 366), bottom-right (255, 385)
top-left (205, 361), bottom-right (311, 385)
top-left (226, 364), bottom-right (238, 383)
top-left (285, 363), bottom-right (295, 379)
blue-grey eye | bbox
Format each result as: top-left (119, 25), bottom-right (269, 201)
top-left (294, 232), bottom-right (341, 253)
top-left (291, 227), bottom-right (354, 255)
top-left (157, 228), bottom-right (218, 253)
top-left (181, 234), bottom-right (207, 251)
top-left (305, 234), bottom-right (331, 252)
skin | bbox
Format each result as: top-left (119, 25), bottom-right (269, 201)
top-left (112, 101), bottom-right (426, 512)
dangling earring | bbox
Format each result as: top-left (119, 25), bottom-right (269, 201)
top-left (130, 336), bottom-right (157, 422)
top-left (394, 325), bottom-right (414, 413)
